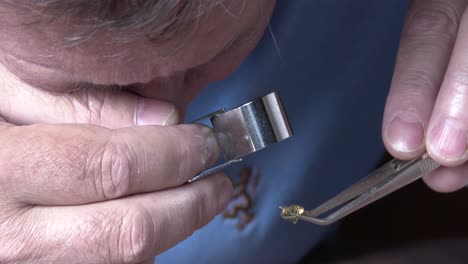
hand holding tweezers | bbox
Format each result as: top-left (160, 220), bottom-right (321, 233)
top-left (280, 153), bottom-right (440, 225)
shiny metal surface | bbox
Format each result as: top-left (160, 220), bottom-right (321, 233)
top-left (189, 91), bottom-right (293, 182)
top-left (188, 158), bottom-right (242, 183)
top-left (211, 92), bottom-right (293, 160)
top-left (280, 153), bottom-right (440, 225)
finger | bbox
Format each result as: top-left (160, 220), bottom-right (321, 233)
top-left (0, 123), bottom-right (219, 205)
top-left (8, 174), bottom-right (232, 264)
top-left (0, 63), bottom-right (179, 128)
top-left (423, 164), bottom-right (468, 192)
top-left (426, 6), bottom-right (468, 166)
top-left (382, 0), bottom-right (466, 160)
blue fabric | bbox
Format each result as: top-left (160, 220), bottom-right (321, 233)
top-left (157, 1), bottom-right (408, 263)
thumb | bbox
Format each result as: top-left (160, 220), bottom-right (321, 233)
top-left (0, 65), bottom-right (179, 128)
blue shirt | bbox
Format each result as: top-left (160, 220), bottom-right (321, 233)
top-left (157, 1), bottom-right (408, 263)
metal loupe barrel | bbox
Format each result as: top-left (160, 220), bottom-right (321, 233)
top-left (210, 92), bottom-right (293, 161)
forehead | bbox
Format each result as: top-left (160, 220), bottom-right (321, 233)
top-left (0, 0), bottom-right (266, 85)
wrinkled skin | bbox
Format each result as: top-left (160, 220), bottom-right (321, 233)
top-left (383, 0), bottom-right (468, 192)
top-left (0, 1), bottom-right (275, 263)
top-left (1, 0), bottom-right (468, 263)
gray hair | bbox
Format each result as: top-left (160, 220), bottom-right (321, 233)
top-left (1, 0), bottom-right (222, 45)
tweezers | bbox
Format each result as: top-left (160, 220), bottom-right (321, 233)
top-left (280, 153), bottom-right (440, 225)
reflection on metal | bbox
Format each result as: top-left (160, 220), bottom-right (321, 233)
top-left (280, 205), bottom-right (304, 224)
top-left (189, 92), bottom-right (293, 182)
top-left (188, 158), bottom-right (242, 183)
top-left (280, 154), bottom-right (440, 226)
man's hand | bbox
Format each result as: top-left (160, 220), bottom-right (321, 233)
top-left (0, 62), bottom-right (181, 128)
top-left (0, 122), bottom-right (232, 263)
top-left (383, 0), bottom-right (468, 192)
top-left (0, 62), bottom-right (233, 264)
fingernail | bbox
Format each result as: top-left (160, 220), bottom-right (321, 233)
top-left (386, 111), bottom-right (424, 152)
top-left (429, 118), bottom-right (467, 160)
top-left (135, 98), bottom-right (177, 126)
top-left (217, 176), bottom-right (233, 212)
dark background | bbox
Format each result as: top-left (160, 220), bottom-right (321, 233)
top-left (302, 154), bottom-right (468, 263)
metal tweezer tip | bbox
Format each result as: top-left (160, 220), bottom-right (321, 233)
top-left (279, 154), bottom-right (440, 226)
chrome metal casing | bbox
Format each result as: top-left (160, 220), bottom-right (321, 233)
top-left (189, 91), bottom-right (293, 182)
top-left (211, 92), bottom-right (292, 160)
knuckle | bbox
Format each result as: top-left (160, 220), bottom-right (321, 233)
top-left (391, 68), bottom-right (439, 109)
top-left (90, 133), bottom-right (133, 200)
top-left (396, 68), bottom-right (432, 89)
top-left (405, 2), bottom-right (461, 39)
top-left (117, 207), bottom-right (155, 263)
top-left (69, 88), bottom-right (106, 125)
top-left (394, 68), bottom-right (438, 95)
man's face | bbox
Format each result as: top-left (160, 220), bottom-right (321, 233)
top-left (0, 1), bottom-right (275, 111)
